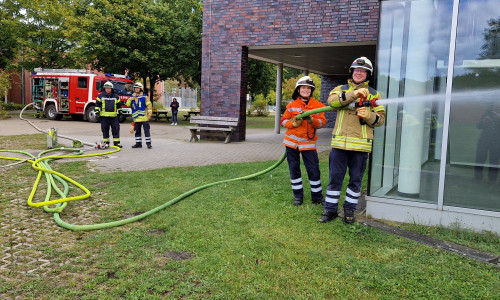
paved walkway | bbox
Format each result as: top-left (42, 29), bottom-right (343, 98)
top-left (1, 113), bottom-right (332, 172)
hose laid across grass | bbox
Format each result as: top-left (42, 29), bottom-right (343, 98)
top-left (1, 107), bottom-right (329, 231)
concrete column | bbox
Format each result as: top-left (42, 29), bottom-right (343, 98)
top-left (275, 63), bottom-right (283, 134)
top-left (398, 0), bottom-right (433, 197)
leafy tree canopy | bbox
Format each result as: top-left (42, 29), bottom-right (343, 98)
top-left (66, 0), bottom-right (202, 98)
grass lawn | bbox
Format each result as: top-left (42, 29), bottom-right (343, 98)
top-left (0, 134), bottom-right (499, 299)
top-left (246, 115), bottom-right (276, 129)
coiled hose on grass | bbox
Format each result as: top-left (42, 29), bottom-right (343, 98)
top-left (1, 106), bottom-right (332, 231)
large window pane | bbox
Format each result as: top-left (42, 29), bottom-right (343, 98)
top-left (444, 0), bottom-right (500, 211)
top-left (371, 0), bottom-right (453, 203)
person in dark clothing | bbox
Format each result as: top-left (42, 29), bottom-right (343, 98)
top-left (170, 98), bottom-right (179, 125)
top-left (475, 101), bottom-right (500, 183)
top-left (95, 81), bottom-right (122, 148)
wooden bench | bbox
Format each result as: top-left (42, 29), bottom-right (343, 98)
top-left (187, 116), bottom-right (239, 144)
top-left (152, 109), bottom-right (171, 122)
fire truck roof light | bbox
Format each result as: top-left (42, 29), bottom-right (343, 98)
top-left (105, 73), bottom-right (128, 79)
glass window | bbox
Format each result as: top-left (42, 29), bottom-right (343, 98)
top-left (444, 0), bottom-right (500, 211)
top-left (78, 77), bottom-right (88, 89)
top-left (371, 0), bottom-right (454, 203)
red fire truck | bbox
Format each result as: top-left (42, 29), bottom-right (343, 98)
top-left (31, 68), bottom-right (134, 123)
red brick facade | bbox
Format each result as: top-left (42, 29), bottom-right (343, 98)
top-left (202, 0), bottom-right (379, 141)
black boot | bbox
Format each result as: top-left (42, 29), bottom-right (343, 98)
top-left (318, 210), bottom-right (338, 223)
top-left (293, 198), bottom-right (303, 206)
top-left (132, 144), bottom-right (142, 148)
top-left (147, 143), bottom-right (152, 149)
top-left (343, 209), bottom-right (356, 224)
top-left (312, 197), bottom-right (325, 205)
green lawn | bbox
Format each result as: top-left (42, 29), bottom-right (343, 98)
top-left (0, 134), bottom-right (498, 299)
top-left (246, 115), bottom-right (277, 129)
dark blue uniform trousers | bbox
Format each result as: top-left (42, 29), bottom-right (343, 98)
top-left (100, 116), bottom-right (120, 144)
top-left (285, 147), bottom-right (323, 202)
top-left (325, 148), bottom-right (368, 212)
top-left (134, 121), bottom-right (151, 146)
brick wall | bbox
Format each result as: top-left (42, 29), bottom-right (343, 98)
top-left (202, 0), bottom-right (379, 140)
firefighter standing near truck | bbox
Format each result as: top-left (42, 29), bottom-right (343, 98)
top-left (95, 81), bottom-right (122, 148)
top-left (319, 57), bottom-right (386, 224)
top-left (127, 82), bottom-right (153, 149)
top-left (281, 76), bottom-right (326, 206)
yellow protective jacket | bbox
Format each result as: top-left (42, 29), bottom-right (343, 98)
top-left (126, 93), bottom-right (152, 122)
top-left (281, 97), bottom-right (326, 151)
top-left (327, 80), bottom-right (385, 153)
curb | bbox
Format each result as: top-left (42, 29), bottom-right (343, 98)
top-left (358, 217), bottom-right (500, 268)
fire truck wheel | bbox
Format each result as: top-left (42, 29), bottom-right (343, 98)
top-left (44, 104), bottom-right (61, 120)
top-left (118, 114), bottom-right (127, 123)
top-left (85, 106), bottom-right (99, 123)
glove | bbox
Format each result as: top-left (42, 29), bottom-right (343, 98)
top-left (303, 115), bottom-right (313, 123)
top-left (356, 107), bottom-right (372, 120)
top-left (354, 88), bottom-right (369, 99)
top-left (292, 117), bottom-right (303, 128)
top-left (130, 122), bottom-right (135, 134)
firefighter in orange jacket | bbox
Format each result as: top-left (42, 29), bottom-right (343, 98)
top-left (281, 76), bottom-right (326, 206)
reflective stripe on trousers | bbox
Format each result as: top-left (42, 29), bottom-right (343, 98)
top-left (134, 122), bottom-right (151, 145)
top-left (325, 148), bottom-right (367, 212)
top-left (285, 147), bottom-right (323, 201)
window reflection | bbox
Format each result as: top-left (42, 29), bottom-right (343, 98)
top-left (371, 0), bottom-right (453, 204)
top-left (444, 0), bottom-right (500, 211)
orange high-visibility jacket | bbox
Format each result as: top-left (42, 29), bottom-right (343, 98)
top-left (281, 97), bottom-right (326, 151)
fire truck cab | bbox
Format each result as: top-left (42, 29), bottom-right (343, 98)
top-left (31, 68), bottom-right (134, 123)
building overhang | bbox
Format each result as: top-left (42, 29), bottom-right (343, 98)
top-left (248, 42), bottom-right (377, 75)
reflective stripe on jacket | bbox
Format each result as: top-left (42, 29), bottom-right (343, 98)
top-left (327, 80), bottom-right (385, 153)
top-left (95, 92), bottom-right (121, 117)
top-left (281, 97), bottom-right (326, 151)
top-left (126, 93), bottom-right (152, 122)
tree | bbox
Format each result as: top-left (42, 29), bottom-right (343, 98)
top-left (481, 17), bottom-right (500, 59)
top-left (0, 9), bottom-right (19, 70)
top-left (0, 0), bottom-right (78, 71)
top-left (248, 58), bottom-right (276, 102)
top-left (66, 0), bottom-right (202, 100)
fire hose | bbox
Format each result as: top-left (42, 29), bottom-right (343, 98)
top-left (1, 101), bottom-right (379, 231)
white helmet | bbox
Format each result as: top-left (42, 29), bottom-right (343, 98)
top-left (292, 76), bottom-right (315, 100)
top-left (295, 76), bottom-right (315, 90)
top-left (350, 56), bottom-right (373, 74)
top-left (103, 81), bottom-right (114, 89)
top-left (133, 82), bottom-right (144, 90)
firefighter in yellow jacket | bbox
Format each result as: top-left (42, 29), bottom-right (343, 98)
top-left (319, 57), bottom-right (386, 224)
top-left (126, 82), bottom-right (153, 149)
top-left (281, 76), bottom-right (326, 206)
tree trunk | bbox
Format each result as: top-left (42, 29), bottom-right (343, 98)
top-left (148, 76), bottom-right (155, 103)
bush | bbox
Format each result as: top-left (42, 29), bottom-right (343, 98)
top-left (280, 100), bottom-right (291, 115)
top-left (250, 100), bottom-right (269, 117)
top-left (0, 102), bottom-right (25, 111)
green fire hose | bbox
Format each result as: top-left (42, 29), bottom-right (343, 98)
top-left (1, 106), bottom-right (331, 231)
